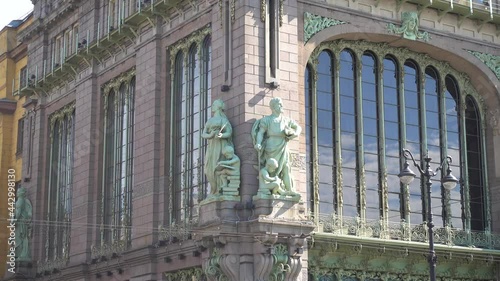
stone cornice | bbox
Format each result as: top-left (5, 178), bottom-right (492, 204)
top-left (22, 98), bottom-right (38, 109)
top-left (0, 98), bottom-right (18, 114)
top-left (19, 0), bottom-right (82, 42)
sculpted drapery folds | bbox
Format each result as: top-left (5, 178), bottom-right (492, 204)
top-left (252, 97), bottom-right (301, 196)
top-left (202, 99), bottom-right (234, 194)
top-left (15, 186), bottom-right (33, 261)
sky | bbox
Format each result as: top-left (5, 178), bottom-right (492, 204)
top-left (0, 0), bottom-right (34, 30)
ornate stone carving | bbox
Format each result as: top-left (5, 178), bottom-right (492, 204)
top-left (286, 237), bottom-right (306, 281)
top-left (304, 12), bottom-right (347, 43)
top-left (203, 248), bottom-right (229, 281)
top-left (219, 254), bottom-right (239, 281)
top-left (169, 25), bottom-right (211, 76)
top-left (467, 50), bottom-right (500, 79)
top-left (290, 153), bottom-right (306, 170)
top-left (252, 97), bottom-right (301, 198)
top-left (102, 67), bottom-right (136, 97)
top-left (387, 11), bottom-right (430, 41)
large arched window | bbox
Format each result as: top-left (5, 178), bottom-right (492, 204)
top-left (306, 40), bottom-right (488, 241)
top-left (170, 31), bottom-right (211, 224)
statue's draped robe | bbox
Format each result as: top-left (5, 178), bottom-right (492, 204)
top-left (252, 115), bottom-right (297, 192)
top-left (203, 114), bottom-right (233, 193)
top-left (15, 196), bottom-right (32, 261)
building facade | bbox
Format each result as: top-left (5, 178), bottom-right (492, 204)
top-left (0, 14), bottom-right (32, 277)
top-left (5, 0), bottom-right (500, 280)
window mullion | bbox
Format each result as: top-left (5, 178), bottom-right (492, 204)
top-left (46, 123), bottom-right (55, 260)
top-left (438, 77), bottom-right (450, 226)
top-left (112, 90), bottom-right (120, 242)
top-left (398, 63), bottom-right (410, 230)
top-left (479, 107), bottom-right (491, 232)
top-left (168, 55), bottom-right (176, 226)
top-left (183, 55), bottom-right (189, 223)
top-left (310, 62), bottom-right (319, 225)
top-left (459, 97), bottom-right (471, 232)
top-left (418, 69), bottom-right (430, 225)
top-left (355, 53), bottom-right (366, 223)
top-left (377, 56), bottom-right (389, 230)
top-left (101, 94), bottom-right (109, 244)
top-left (333, 50), bottom-right (342, 226)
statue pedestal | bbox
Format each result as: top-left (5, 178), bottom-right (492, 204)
top-left (252, 196), bottom-right (307, 221)
top-left (3, 261), bottom-right (34, 280)
top-left (199, 195), bottom-right (241, 226)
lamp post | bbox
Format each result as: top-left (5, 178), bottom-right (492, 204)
top-left (398, 148), bottom-right (459, 281)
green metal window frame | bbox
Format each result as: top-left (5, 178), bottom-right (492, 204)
top-left (168, 27), bottom-right (211, 226)
top-left (46, 102), bottom-right (75, 262)
top-left (306, 40), bottom-right (491, 247)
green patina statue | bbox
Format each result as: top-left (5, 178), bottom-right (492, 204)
top-left (15, 186), bottom-right (32, 262)
top-left (252, 97), bottom-right (301, 197)
top-left (259, 158), bottom-right (284, 195)
top-left (216, 145), bottom-right (241, 190)
top-left (202, 99), bottom-right (241, 196)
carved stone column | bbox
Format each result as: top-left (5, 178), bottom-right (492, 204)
top-left (285, 236), bottom-right (307, 281)
top-left (254, 233), bottom-right (278, 281)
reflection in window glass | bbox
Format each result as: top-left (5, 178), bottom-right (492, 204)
top-left (362, 53), bottom-right (380, 220)
top-left (315, 51), bottom-right (336, 214)
top-left (340, 50), bottom-right (358, 218)
top-left (306, 42), bottom-right (486, 233)
top-left (171, 35), bottom-right (212, 224)
top-left (465, 95), bottom-right (485, 231)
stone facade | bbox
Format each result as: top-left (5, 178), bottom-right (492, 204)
top-left (4, 0), bottom-right (500, 280)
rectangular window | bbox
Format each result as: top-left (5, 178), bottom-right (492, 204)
top-left (54, 36), bottom-right (63, 68)
top-left (16, 118), bottom-right (24, 154)
top-left (19, 67), bottom-right (27, 89)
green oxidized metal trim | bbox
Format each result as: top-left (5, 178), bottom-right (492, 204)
top-left (467, 50), bottom-right (500, 79)
top-left (309, 239), bottom-right (497, 280)
top-left (204, 248), bottom-right (229, 281)
top-left (270, 244), bottom-right (289, 281)
top-left (387, 11), bottom-right (430, 42)
top-left (164, 267), bottom-right (204, 281)
top-left (304, 12), bottom-right (347, 44)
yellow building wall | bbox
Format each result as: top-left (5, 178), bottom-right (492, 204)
top-left (0, 14), bottom-right (31, 277)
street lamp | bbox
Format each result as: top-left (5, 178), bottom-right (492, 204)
top-left (398, 148), bottom-right (459, 281)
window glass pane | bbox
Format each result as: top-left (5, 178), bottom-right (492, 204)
top-left (465, 96), bottom-right (484, 231)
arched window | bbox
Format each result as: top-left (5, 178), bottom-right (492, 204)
top-left (170, 32), bottom-right (211, 224)
top-left (306, 40), bottom-right (488, 242)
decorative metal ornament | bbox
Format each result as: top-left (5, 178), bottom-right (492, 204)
top-left (304, 12), bottom-right (347, 44)
top-left (387, 11), bottom-right (430, 42)
top-left (467, 50), bottom-right (500, 79)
